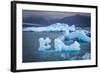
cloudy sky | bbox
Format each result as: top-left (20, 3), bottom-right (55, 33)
top-left (23, 10), bottom-right (90, 20)
top-left (22, 10), bottom-right (91, 27)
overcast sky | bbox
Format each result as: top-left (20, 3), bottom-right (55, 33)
top-left (23, 10), bottom-right (90, 20)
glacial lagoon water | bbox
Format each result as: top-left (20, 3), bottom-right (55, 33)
top-left (23, 31), bottom-right (91, 63)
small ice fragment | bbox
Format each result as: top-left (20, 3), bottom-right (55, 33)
top-left (82, 53), bottom-right (91, 60)
top-left (38, 37), bottom-right (51, 51)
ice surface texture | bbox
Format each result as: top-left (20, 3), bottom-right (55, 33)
top-left (38, 37), bottom-right (51, 51)
top-left (23, 23), bottom-right (75, 32)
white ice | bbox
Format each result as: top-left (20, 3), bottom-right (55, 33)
top-left (75, 30), bottom-right (90, 42)
top-left (23, 23), bottom-right (75, 32)
top-left (23, 23), bottom-right (90, 42)
top-left (38, 37), bottom-right (51, 51)
top-left (62, 41), bottom-right (81, 51)
top-left (54, 36), bottom-right (81, 52)
top-left (54, 38), bottom-right (68, 52)
top-left (28, 23), bottom-right (90, 52)
top-left (63, 30), bottom-right (90, 42)
top-left (38, 36), bottom-right (81, 52)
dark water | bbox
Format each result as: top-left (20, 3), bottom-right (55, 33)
top-left (22, 31), bottom-right (91, 63)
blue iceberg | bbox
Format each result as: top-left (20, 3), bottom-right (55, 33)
top-left (23, 23), bottom-right (75, 32)
top-left (82, 53), bottom-right (91, 60)
top-left (38, 37), bottom-right (51, 51)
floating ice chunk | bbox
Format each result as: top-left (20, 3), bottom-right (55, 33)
top-left (58, 35), bottom-right (65, 41)
top-left (62, 41), bottom-right (81, 51)
top-left (63, 30), bottom-right (76, 40)
top-left (38, 37), bottom-right (51, 51)
top-left (54, 36), bottom-right (81, 52)
top-left (47, 23), bottom-right (69, 31)
top-left (75, 30), bottom-right (90, 42)
top-left (63, 29), bottom-right (90, 42)
top-left (54, 38), bottom-right (68, 52)
top-left (69, 25), bottom-right (76, 32)
top-left (68, 41), bottom-right (80, 51)
top-left (64, 30), bottom-right (70, 37)
top-left (23, 23), bottom-right (75, 32)
top-left (82, 53), bottom-right (91, 60)
top-left (23, 27), bottom-right (47, 32)
top-left (23, 27), bottom-right (35, 31)
top-left (83, 30), bottom-right (90, 34)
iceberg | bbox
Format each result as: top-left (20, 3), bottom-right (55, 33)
top-left (63, 30), bottom-right (90, 42)
top-left (23, 23), bottom-right (90, 42)
top-left (54, 38), bottom-right (68, 52)
top-left (69, 25), bottom-right (76, 32)
top-left (24, 23), bottom-right (90, 55)
top-left (38, 37), bottom-right (51, 51)
top-left (75, 30), bottom-right (90, 42)
top-left (62, 41), bottom-right (81, 51)
top-left (23, 27), bottom-right (47, 32)
top-left (82, 53), bottom-right (91, 59)
top-left (38, 36), bottom-right (81, 52)
top-left (63, 30), bottom-right (76, 40)
top-left (54, 36), bottom-right (81, 52)
top-left (23, 23), bottom-right (76, 32)
top-left (23, 22), bottom-right (90, 43)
